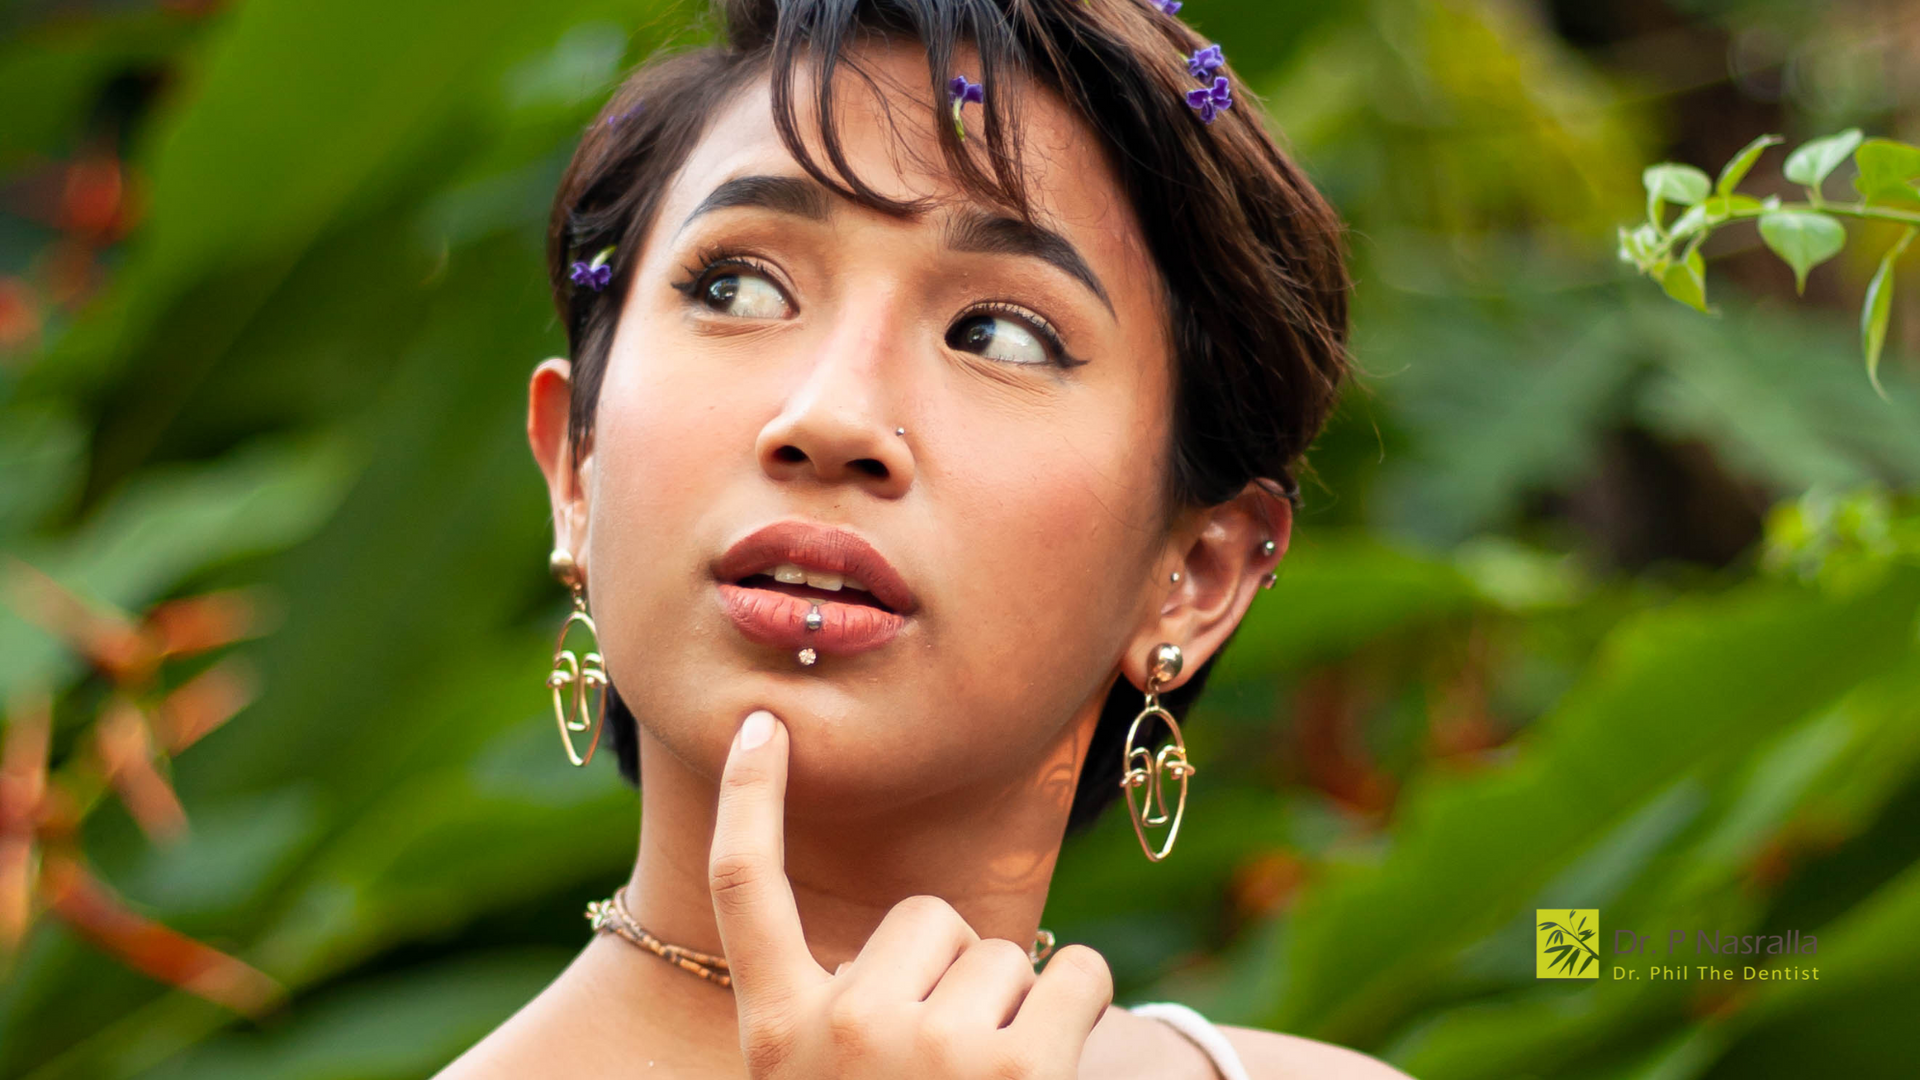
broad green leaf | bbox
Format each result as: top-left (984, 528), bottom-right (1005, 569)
top-left (1862, 229), bottom-right (1913, 400)
top-left (1853, 138), bottom-right (1920, 207)
top-left (1644, 162), bottom-right (1712, 210)
top-left (1660, 247), bottom-right (1709, 313)
top-left (1269, 569), bottom-right (1920, 1042)
top-left (1758, 210), bottom-right (1847, 294)
top-left (1783, 128), bottom-right (1863, 189)
top-left (1716, 133), bottom-right (1782, 195)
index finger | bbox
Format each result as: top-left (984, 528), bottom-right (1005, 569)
top-left (708, 709), bottom-right (826, 1004)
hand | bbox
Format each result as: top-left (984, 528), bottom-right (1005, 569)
top-left (708, 709), bottom-right (1114, 1079)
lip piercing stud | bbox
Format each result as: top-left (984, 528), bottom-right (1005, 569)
top-left (805, 605), bottom-right (824, 631)
top-left (797, 648), bottom-right (818, 666)
top-left (895, 427), bottom-right (906, 436)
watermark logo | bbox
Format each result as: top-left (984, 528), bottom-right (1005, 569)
top-left (1536, 909), bottom-right (1601, 978)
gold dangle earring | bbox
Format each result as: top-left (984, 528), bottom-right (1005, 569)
top-left (1119, 643), bottom-right (1196, 862)
top-left (546, 548), bottom-right (608, 767)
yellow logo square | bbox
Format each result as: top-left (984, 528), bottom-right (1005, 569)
top-left (1536, 909), bottom-right (1600, 978)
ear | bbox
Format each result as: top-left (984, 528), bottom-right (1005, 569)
top-left (528, 358), bottom-right (593, 567)
top-left (1120, 481), bottom-right (1293, 692)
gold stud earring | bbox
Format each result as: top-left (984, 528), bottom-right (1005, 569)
top-left (1118, 643), bottom-right (1195, 862)
top-left (547, 548), bottom-right (607, 767)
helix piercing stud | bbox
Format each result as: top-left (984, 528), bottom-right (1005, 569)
top-left (1170, 570), bottom-right (1182, 583)
top-left (1260, 538), bottom-right (1277, 557)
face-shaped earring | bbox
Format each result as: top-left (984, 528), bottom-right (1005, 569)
top-left (1118, 642), bottom-right (1196, 862)
top-left (546, 548), bottom-right (608, 767)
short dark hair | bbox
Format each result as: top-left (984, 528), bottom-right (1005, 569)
top-left (547, 0), bottom-right (1349, 835)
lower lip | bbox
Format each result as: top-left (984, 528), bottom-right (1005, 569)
top-left (716, 583), bottom-right (907, 656)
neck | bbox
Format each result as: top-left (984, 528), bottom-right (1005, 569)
top-left (595, 703), bottom-right (1098, 1060)
top-left (627, 711), bottom-right (1093, 963)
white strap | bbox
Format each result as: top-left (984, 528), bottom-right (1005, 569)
top-left (1128, 1002), bottom-right (1252, 1080)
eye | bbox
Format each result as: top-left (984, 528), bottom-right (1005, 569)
top-left (697, 263), bottom-right (790, 319)
top-left (946, 304), bottom-right (1064, 367)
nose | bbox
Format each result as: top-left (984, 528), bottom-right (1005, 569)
top-left (754, 306), bottom-right (915, 499)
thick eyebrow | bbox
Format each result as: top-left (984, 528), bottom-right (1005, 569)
top-left (941, 207), bottom-right (1114, 317)
top-left (678, 173), bottom-right (834, 230)
top-left (675, 172), bottom-right (1115, 318)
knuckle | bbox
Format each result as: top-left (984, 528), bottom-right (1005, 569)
top-left (1050, 944), bottom-right (1113, 999)
top-left (978, 937), bottom-right (1034, 970)
top-left (824, 993), bottom-right (878, 1057)
top-left (985, 1042), bottom-right (1041, 1080)
top-left (739, 1011), bottom-right (797, 1075)
top-left (913, 1015), bottom-right (965, 1068)
top-left (708, 851), bottom-right (765, 907)
top-left (895, 893), bottom-right (959, 924)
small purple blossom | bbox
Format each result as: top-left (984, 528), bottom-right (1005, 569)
top-left (603, 105), bottom-right (642, 128)
top-left (1186, 44), bottom-right (1223, 81)
top-left (569, 245), bottom-right (616, 292)
top-left (1151, 0), bottom-right (1182, 14)
top-left (570, 262), bottom-right (612, 291)
top-left (948, 74), bottom-right (984, 140)
top-left (1185, 75), bottom-right (1232, 124)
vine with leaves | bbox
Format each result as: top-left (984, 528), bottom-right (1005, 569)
top-left (1619, 129), bottom-right (1920, 399)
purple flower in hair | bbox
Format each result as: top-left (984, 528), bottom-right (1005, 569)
top-left (1151, 0), bottom-right (1182, 14)
top-left (569, 245), bottom-right (616, 292)
top-left (1186, 44), bottom-right (1223, 81)
top-left (1185, 75), bottom-right (1232, 124)
top-left (948, 74), bottom-right (984, 140)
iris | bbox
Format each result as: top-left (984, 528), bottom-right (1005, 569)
top-left (1185, 76), bottom-right (1232, 125)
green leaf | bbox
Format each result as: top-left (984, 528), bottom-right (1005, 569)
top-left (1853, 138), bottom-right (1920, 207)
top-left (1758, 210), bottom-right (1847, 294)
top-left (1660, 246), bottom-right (1709, 313)
top-left (1862, 228), bottom-right (1915, 400)
top-left (1784, 129), bottom-right (1863, 189)
top-left (1644, 162), bottom-right (1712, 208)
top-left (1717, 133), bottom-right (1782, 196)
top-left (1667, 203), bottom-right (1711, 241)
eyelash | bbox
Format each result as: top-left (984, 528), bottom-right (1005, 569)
top-left (668, 247), bottom-right (787, 305)
top-left (668, 244), bottom-right (1085, 369)
top-left (964, 301), bottom-right (1079, 368)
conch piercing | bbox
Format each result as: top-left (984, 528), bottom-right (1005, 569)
top-left (1119, 642), bottom-right (1196, 862)
top-left (546, 548), bottom-right (608, 767)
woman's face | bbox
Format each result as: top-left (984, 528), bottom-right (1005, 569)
top-left (550, 41), bottom-right (1198, 815)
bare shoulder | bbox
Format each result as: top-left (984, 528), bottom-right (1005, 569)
top-left (1217, 1024), bottom-right (1415, 1080)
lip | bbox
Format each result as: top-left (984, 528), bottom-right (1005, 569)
top-left (712, 520), bottom-right (917, 657)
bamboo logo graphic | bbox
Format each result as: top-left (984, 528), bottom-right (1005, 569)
top-left (1536, 909), bottom-right (1601, 978)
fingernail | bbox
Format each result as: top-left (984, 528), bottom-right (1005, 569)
top-left (739, 709), bottom-right (775, 750)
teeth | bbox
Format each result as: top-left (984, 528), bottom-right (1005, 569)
top-left (767, 562), bottom-right (868, 593)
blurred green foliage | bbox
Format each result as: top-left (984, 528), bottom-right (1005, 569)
top-left (2, 0), bottom-right (1918, 1077)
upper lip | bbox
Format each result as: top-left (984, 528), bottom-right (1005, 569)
top-left (714, 520), bottom-right (918, 615)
